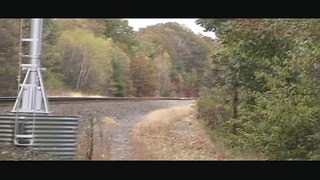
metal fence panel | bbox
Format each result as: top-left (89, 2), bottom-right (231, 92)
top-left (0, 114), bottom-right (79, 160)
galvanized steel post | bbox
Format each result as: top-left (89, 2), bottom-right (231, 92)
top-left (12, 19), bottom-right (50, 114)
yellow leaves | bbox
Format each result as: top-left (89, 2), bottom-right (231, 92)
top-left (56, 28), bottom-right (124, 91)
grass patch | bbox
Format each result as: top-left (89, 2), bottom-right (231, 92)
top-left (132, 104), bottom-right (226, 160)
top-left (132, 105), bottom-right (193, 159)
top-left (133, 105), bottom-right (193, 135)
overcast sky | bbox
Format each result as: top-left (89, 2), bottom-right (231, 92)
top-left (125, 18), bottom-right (216, 39)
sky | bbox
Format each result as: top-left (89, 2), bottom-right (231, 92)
top-left (125, 18), bottom-right (217, 39)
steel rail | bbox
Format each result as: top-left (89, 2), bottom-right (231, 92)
top-left (0, 96), bottom-right (194, 103)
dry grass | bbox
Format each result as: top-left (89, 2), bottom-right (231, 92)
top-left (133, 105), bottom-right (193, 135)
top-left (76, 116), bottom-right (118, 160)
top-left (132, 105), bottom-right (192, 160)
top-left (101, 117), bottom-right (118, 126)
top-left (132, 104), bottom-right (226, 160)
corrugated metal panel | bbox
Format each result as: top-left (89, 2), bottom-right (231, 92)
top-left (0, 114), bottom-right (79, 160)
top-left (0, 116), bottom-right (15, 144)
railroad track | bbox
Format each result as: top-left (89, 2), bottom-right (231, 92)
top-left (0, 96), bottom-right (194, 103)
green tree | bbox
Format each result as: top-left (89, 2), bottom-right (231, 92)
top-left (108, 45), bottom-right (130, 97)
top-left (196, 18), bottom-right (320, 159)
top-left (100, 19), bottom-right (139, 55)
top-left (0, 19), bottom-right (20, 96)
top-left (42, 19), bottom-right (66, 90)
top-left (56, 28), bottom-right (113, 94)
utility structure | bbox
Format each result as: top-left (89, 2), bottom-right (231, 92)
top-left (11, 19), bottom-right (50, 114)
top-left (0, 19), bottom-right (79, 159)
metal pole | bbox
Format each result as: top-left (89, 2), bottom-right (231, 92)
top-left (12, 18), bottom-right (50, 114)
top-left (29, 19), bottom-right (41, 110)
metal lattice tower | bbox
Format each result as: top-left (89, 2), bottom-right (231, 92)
top-left (11, 19), bottom-right (50, 114)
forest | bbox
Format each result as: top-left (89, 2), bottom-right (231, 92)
top-left (1, 18), bottom-right (320, 160)
top-left (0, 19), bottom-right (214, 97)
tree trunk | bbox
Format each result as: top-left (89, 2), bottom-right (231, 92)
top-left (76, 48), bottom-right (87, 89)
top-left (232, 88), bottom-right (239, 134)
top-left (81, 66), bottom-right (92, 88)
top-left (232, 89), bottom-right (239, 119)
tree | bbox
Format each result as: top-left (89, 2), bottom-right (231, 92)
top-left (108, 45), bottom-right (130, 97)
top-left (42, 19), bottom-right (66, 90)
top-left (196, 18), bottom-right (320, 159)
top-left (56, 28), bottom-right (113, 94)
top-left (154, 51), bottom-right (172, 96)
top-left (100, 19), bottom-right (139, 55)
top-left (135, 22), bottom-right (213, 96)
top-left (130, 54), bottom-right (157, 97)
top-left (0, 19), bottom-right (20, 96)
